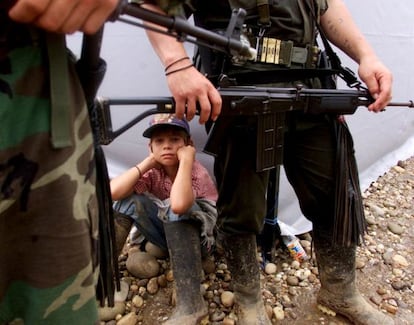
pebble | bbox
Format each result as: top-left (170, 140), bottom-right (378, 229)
top-left (387, 222), bottom-right (404, 235)
top-left (273, 306), bottom-right (285, 320)
top-left (220, 291), bottom-right (234, 307)
top-left (264, 262), bottom-right (277, 274)
top-left (132, 295), bottom-right (144, 308)
top-left (392, 254), bottom-right (409, 268)
top-left (366, 203), bottom-right (386, 218)
top-left (98, 302), bottom-right (126, 321)
top-left (116, 312), bottom-right (139, 325)
top-left (286, 275), bottom-right (299, 286)
top-left (126, 251), bottom-right (160, 279)
top-left (147, 277), bottom-right (159, 294)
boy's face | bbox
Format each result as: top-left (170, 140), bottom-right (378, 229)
top-left (149, 128), bottom-right (188, 167)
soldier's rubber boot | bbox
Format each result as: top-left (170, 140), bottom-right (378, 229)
top-left (219, 232), bottom-right (272, 325)
top-left (314, 232), bottom-right (395, 325)
top-left (163, 221), bottom-right (208, 325)
top-left (114, 211), bottom-right (133, 257)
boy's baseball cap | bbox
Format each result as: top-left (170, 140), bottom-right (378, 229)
top-left (143, 113), bottom-right (190, 138)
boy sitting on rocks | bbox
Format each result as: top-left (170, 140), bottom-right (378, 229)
top-left (110, 113), bottom-right (218, 324)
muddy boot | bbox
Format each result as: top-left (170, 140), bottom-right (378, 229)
top-left (219, 232), bottom-right (271, 325)
top-left (163, 221), bottom-right (207, 325)
top-left (313, 232), bottom-right (395, 325)
top-left (114, 211), bottom-right (133, 257)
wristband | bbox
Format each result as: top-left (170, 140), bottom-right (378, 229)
top-left (165, 63), bottom-right (194, 76)
top-left (164, 56), bottom-right (190, 72)
top-left (135, 165), bottom-right (142, 178)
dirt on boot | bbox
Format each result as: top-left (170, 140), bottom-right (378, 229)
top-left (317, 288), bottom-right (395, 325)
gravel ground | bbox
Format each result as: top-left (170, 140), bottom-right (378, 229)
top-left (99, 156), bottom-right (414, 325)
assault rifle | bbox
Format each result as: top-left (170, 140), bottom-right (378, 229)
top-left (95, 85), bottom-right (413, 264)
top-left (95, 84), bottom-right (413, 170)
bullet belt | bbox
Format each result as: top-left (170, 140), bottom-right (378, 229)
top-left (256, 37), bottom-right (318, 68)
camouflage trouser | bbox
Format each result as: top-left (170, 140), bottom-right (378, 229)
top-left (0, 42), bottom-right (99, 323)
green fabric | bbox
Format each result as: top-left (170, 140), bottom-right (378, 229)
top-left (1, 25), bottom-right (99, 325)
top-left (0, 279), bottom-right (98, 325)
top-left (46, 33), bottom-right (73, 148)
top-left (0, 46), bottom-right (49, 150)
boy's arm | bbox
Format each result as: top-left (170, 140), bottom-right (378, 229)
top-left (110, 155), bottom-right (156, 201)
top-left (170, 145), bottom-right (196, 214)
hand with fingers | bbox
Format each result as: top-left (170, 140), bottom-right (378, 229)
top-left (166, 64), bottom-right (222, 124)
top-left (8, 0), bottom-right (118, 34)
top-left (358, 56), bottom-right (393, 112)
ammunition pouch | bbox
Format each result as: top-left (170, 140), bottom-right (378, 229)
top-left (255, 37), bottom-right (320, 69)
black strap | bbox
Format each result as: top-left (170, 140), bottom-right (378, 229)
top-left (46, 33), bottom-right (73, 148)
top-left (256, 0), bottom-right (271, 27)
top-left (76, 27), bottom-right (120, 307)
top-left (304, 0), bottom-right (364, 89)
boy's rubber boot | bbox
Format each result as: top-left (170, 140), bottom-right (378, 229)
top-left (163, 221), bottom-right (208, 325)
top-left (219, 232), bottom-right (272, 325)
top-left (114, 211), bottom-right (133, 257)
top-left (314, 232), bottom-right (395, 325)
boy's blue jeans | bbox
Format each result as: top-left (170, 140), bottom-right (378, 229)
top-left (113, 193), bottom-right (202, 251)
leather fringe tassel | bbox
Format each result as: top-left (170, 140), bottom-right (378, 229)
top-left (333, 117), bottom-right (367, 247)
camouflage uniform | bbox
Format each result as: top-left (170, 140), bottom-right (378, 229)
top-left (0, 16), bottom-right (99, 325)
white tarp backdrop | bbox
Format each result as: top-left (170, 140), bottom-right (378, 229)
top-left (68, 0), bottom-right (414, 234)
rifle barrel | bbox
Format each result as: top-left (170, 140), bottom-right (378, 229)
top-left (111, 0), bottom-right (255, 59)
top-left (388, 100), bottom-right (414, 108)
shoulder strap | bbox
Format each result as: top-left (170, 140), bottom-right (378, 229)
top-left (46, 32), bottom-right (73, 148)
top-left (304, 0), bottom-right (364, 89)
top-left (76, 28), bottom-right (120, 307)
top-left (256, 0), bottom-right (271, 27)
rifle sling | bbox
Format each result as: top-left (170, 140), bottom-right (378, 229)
top-left (304, 0), bottom-right (362, 88)
top-left (46, 32), bottom-right (73, 148)
top-left (256, 0), bottom-right (271, 27)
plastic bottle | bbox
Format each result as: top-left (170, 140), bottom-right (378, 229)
top-left (282, 235), bottom-right (309, 262)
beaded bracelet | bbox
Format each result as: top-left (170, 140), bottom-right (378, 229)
top-left (164, 56), bottom-right (190, 72)
top-left (165, 63), bottom-right (194, 76)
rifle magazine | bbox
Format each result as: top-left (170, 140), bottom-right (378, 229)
top-left (256, 112), bottom-right (286, 171)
